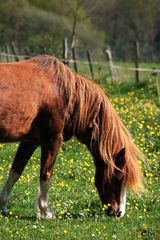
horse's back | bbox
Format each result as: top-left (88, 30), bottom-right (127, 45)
top-left (0, 61), bottom-right (53, 142)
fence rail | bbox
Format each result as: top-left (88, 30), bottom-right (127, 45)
top-left (1, 52), bottom-right (160, 73)
top-left (0, 41), bottom-right (160, 103)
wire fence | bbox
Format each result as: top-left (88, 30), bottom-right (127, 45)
top-left (1, 52), bottom-right (160, 71)
top-left (0, 45), bottom-right (160, 103)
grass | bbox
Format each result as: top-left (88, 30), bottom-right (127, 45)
top-left (0, 74), bottom-right (160, 239)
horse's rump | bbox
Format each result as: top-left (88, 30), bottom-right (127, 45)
top-left (0, 61), bottom-right (52, 141)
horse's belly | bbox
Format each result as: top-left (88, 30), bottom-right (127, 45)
top-left (0, 106), bottom-right (38, 142)
top-left (0, 129), bottom-right (23, 142)
top-left (0, 118), bottom-right (33, 142)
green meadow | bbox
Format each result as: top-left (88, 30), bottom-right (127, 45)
top-left (0, 75), bottom-right (159, 240)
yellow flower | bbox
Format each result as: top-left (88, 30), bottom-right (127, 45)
top-left (56, 203), bottom-right (61, 207)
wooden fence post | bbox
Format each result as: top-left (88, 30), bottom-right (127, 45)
top-left (71, 47), bottom-right (78, 73)
top-left (104, 47), bottom-right (115, 83)
top-left (156, 76), bottom-right (160, 104)
top-left (0, 46), bottom-right (5, 62)
top-left (42, 47), bottom-right (47, 54)
top-left (86, 50), bottom-right (94, 80)
top-left (0, 46), bottom-right (1, 62)
top-left (62, 38), bottom-right (69, 65)
top-left (151, 68), bottom-right (160, 104)
top-left (24, 47), bottom-right (31, 60)
top-left (10, 42), bottom-right (20, 62)
top-left (5, 44), bottom-right (10, 62)
top-left (134, 40), bottom-right (140, 84)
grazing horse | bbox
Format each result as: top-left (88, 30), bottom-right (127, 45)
top-left (0, 55), bottom-right (143, 219)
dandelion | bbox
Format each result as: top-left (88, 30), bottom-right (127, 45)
top-left (64, 230), bottom-right (68, 234)
top-left (56, 202), bottom-right (61, 207)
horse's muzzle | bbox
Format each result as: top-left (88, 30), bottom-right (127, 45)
top-left (105, 206), bottom-right (123, 219)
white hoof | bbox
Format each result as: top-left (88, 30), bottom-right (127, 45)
top-left (37, 208), bottom-right (55, 220)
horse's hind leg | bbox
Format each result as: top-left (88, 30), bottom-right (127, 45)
top-left (37, 133), bottom-right (63, 219)
top-left (0, 140), bottom-right (38, 215)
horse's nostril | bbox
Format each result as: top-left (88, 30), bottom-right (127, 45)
top-left (105, 206), bottom-right (124, 219)
top-left (116, 210), bottom-right (122, 218)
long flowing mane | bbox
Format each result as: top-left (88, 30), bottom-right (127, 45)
top-left (29, 55), bottom-right (143, 191)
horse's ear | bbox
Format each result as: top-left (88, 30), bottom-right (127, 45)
top-left (115, 148), bottom-right (125, 168)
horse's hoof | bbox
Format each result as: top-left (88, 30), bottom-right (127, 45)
top-left (37, 208), bottom-right (56, 220)
top-left (0, 206), bottom-right (8, 216)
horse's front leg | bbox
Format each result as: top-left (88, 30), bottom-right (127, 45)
top-left (0, 140), bottom-right (38, 215)
top-left (37, 133), bottom-right (63, 219)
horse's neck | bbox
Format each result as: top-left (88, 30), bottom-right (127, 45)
top-left (63, 80), bottom-right (101, 152)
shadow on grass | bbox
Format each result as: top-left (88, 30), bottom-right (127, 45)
top-left (0, 212), bottom-right (37, 221)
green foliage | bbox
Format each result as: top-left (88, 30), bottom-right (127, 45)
top-left (87, 0), bottom-right (160, 60)
top-left (0, 0), bottom-right (102, 53)
top-left (1, 0), bottom-right (160, 60)
top-left (0, 75), bottom-right (159, 239)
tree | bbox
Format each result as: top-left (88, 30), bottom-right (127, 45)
top-left (86, 0), bottom-right (160, 60)
top-left (0, 0), bottom-right (102, 53)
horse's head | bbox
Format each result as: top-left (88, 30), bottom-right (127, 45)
top-left (95, 148), bottom-right (127, 219)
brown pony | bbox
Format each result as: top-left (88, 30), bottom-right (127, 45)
top-left (0, 55), bottom-right (143, 219)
